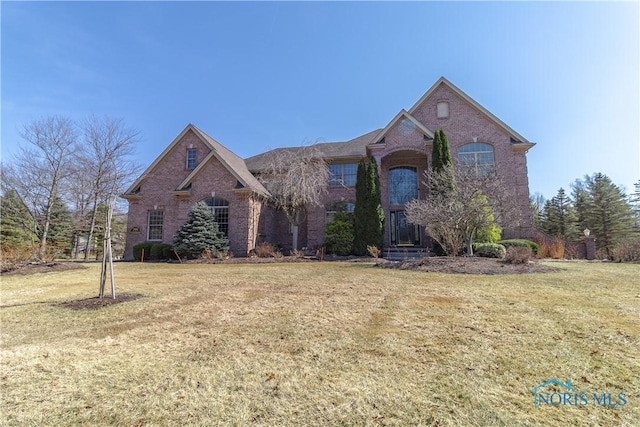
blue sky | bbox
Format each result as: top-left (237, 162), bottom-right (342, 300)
top-left (2, 1), bottom-right (638, 200)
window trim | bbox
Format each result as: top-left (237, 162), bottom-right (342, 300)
top-left (328, 163), bottom-right (357, 187)
top-left (388, 166), bottom-right (419, 206)
top-left (202, 197), bottom-right (230, 236)
top-left (186, 148), bottom-right (197, 170)
top-left (147, 209), bottom-right (164, 241)
top-left (458, 142), bottom-right (496, 176)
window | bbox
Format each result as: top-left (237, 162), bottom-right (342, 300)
top-left (389, 167), bottom-right (418, 206)
top-left (437, 101), bottom-right (449, 119)
top-left (203, 197), bottom-right (229, 236)
top-left (458, 143), bottom-right (495, 176)
top-left (328, 163), bottom-right (357, 186)
top-left (326, 202), bottom-right (355, 223)
top-left (186, 149), bottom-right (197, 169)
top-left (147, 210), bottom-right (164, 241)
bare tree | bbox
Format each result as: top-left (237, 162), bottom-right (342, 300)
top-left (78, 115), bottom-right (139, 297)
top-left (6, 116), bottom-right (78, 260)
top-left (257, 146), bottom-right (329, 251)
top-left (406, 165), bottom-right (522, 256)
top-left (79, 115), bottom-right (139, 262)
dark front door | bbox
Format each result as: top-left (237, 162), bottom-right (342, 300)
top-left (390, 210), bottom-right (419, 246)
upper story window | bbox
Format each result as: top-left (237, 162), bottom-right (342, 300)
top-left (186, 149), bottom-right (197, 170)
top-left (203, 197), bottom-right (229, 236)
top-left (147, 210), bottom-right (164, 241)
top-left (437, 101), bottom-right (449, 119)
top-left (328, 163), bottom-right (357, 187)
top-left (458, 142), bottom-right (495, 176)
top-left (389, 166), bottom-right (418, 206)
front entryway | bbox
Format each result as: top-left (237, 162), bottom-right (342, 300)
top-left (390, 210), bottom-right (420, 246)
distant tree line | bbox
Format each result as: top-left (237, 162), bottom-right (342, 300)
top-left (1, 115), bottom-right (139, 268)
top-left (532, 177), bottom-right (639, 259)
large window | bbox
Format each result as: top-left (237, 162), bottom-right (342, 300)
top-left (458, 143), bottom-right (495, 176)
top-left (328, 163), bottom-right (357, 186)
top-left (203, 197), bottom-right (229, 236)
top-left (389, 167), bottom-right (418, 206)
top-left (147, 210), bottom-right (164, 241)
top-left (186, 149), bottom-right (197, 169)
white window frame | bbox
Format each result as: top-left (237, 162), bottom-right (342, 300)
top-left (147, 210), bottom-right (164, 241)
top-left (186, 149), bottom-right (197, 169)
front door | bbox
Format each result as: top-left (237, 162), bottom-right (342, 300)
top-left (390, 210), bottom-right (419, 246)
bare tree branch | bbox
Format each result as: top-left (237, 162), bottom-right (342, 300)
top-left (406, 165), bottom-right (523, 256)
top-left (256, 145), bottom-right (329, 251)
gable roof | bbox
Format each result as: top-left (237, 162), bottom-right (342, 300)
top-left (123, 124), bottom-right (269, 197)
top-left (245, 129), bottom-right (382, 172)
top-left (368, 109), bottom-right (434, 146)
top-left (409, 76), bottom-right (534, 146)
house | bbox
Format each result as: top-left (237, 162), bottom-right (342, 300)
top-left (122, 77), bottom-right (535, 258)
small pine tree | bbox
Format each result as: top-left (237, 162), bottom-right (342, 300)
top-left (46, 197), bottom-right (75, 259)
top-left (173, 201), bottom-right (229, 259)
top-left (0, 189), bottom-right (38, 255)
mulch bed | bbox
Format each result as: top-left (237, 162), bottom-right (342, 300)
top-left (376, 256), bottom-right (562, 274)
top-left (59, 293), bottom-right (145, 310)
top-left (1, 262), bottom-right (88, 276)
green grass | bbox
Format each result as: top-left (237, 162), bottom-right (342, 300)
top-left (1, 261), bottom-right (638, 426)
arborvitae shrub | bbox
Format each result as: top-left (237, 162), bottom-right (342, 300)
top-left (473, 243), bottom-right (506, 259)
top-left (499, 239), bottom-right (539, 256)
top-left (133, 242), bottom-right (153, 261)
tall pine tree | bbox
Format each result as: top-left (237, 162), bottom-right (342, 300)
top-left (541, 188), bottom-right (578, 239)
top-left (573, 173), bottom-right (637, 258)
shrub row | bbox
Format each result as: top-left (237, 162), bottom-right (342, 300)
top-left (132, 242), bottom-right (175, 261)
top-left (499, 239), bottom-right (539, 256)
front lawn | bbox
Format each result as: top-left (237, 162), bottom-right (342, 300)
top-left (1, 261), bottom-right (638, 426)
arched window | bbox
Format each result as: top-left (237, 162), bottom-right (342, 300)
top-left (202, 197), bottom-right (229, 236)
top-left (458, 143), bottom-right (495, 176)
top-left (389, 167), bottom-right (418, 206)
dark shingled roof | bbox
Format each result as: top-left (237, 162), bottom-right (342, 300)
top-left (244, 129), bottom-right (382, 172)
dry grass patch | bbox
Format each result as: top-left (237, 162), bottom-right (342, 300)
top-left (1, 261), bottom-right (638, 426)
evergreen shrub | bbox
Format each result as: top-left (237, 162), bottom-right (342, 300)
top-left (499, 239), bottom-right (539, 256)
top-left (473, 243), bottom-right (506, 259)
top-left (324, 211), bottom-right (354, 256)
top-left (133, 242), bottom-right (153, 261)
